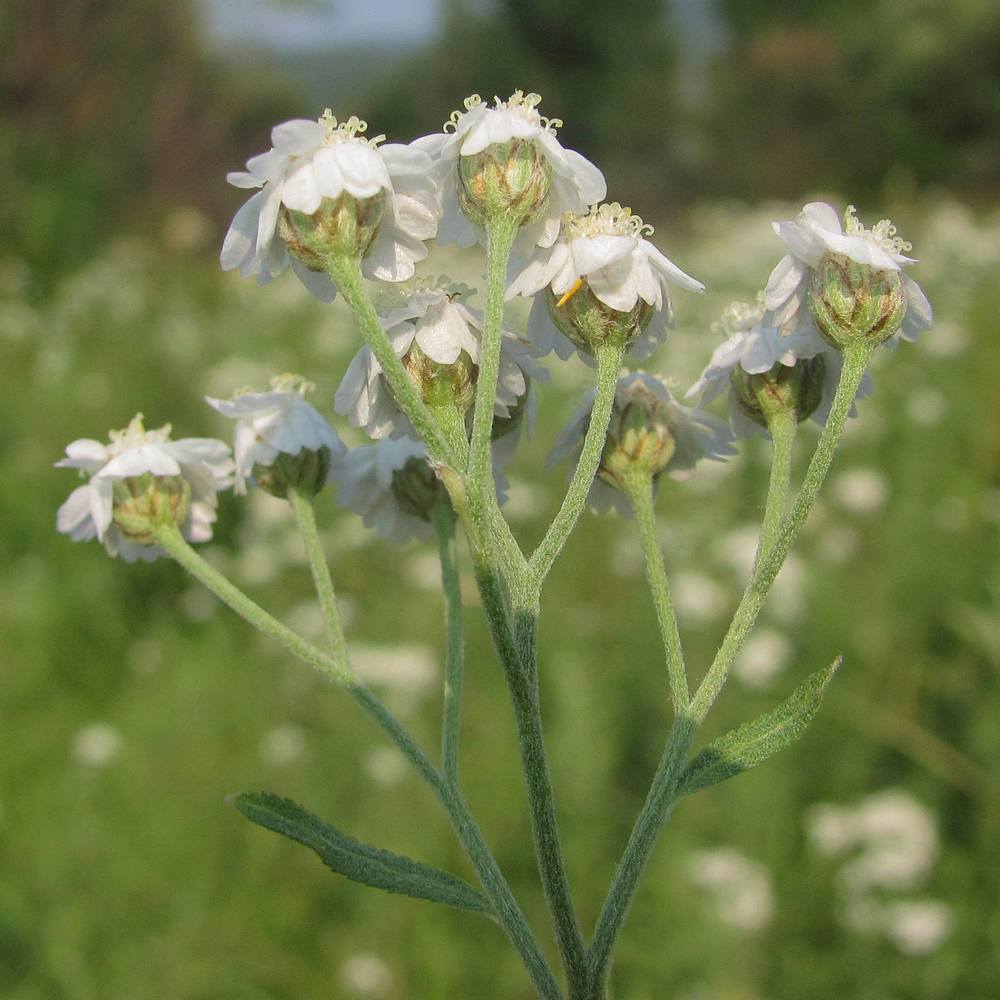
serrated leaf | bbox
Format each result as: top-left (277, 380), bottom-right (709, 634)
top-left (678, 657), bottom-right (842, 797)
top-left (231, 792), bottom-right (493, 916)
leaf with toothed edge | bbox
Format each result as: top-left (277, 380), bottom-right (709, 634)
top-left (230, 792), bottom-right (494, 917)
top-left (678, 657), bottom-right (842, 797)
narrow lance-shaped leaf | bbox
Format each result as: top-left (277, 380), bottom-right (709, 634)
top-left (230, 792), bottom-right (494, 917)
top-left (678, 657), bottom-right (842, 797)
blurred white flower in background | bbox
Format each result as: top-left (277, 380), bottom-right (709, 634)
top-left (687, 848), bottom-right (774, 933)
top-left (72, 723), bottom-right (123, 767)
top-left (906, 387), bottom-right (947, 428)
top-left (831, 468), bottom-right (890, 516)
top-left (260, 724), bottom-right (307, 767)
top-left (672, 571), bottom-right (730, 626)
top-left (806, 790), bottom-right (951, 955)
top-left (362, 746), bottom-right (408, 787)
top-left (340, 952), bottom-right (392, 997)
top-left (808, 789), bottom-right (938, 891)
top-left (882, 900), bottom-right (954, 956)
top-left (732, 627), bottom-right (792, 688)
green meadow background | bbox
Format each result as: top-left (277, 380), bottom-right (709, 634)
top-left (2, 1), bottom-right (999, 997)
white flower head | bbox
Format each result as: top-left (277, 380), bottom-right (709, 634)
top-left (764, 202), bottom-right (932, 345)
top-left (686, 297), bottom-right (873, 438)
top-left (332, 437), bottom-right (508, 543)
top-left (548, 371), bottom-right (736, 516)
top-left (334, 277), bottom-right (544, 440)
top-left (206, 374), bottom-right (346, 495)
top-left (415, 91), bottom-right (606, 252)
top-left (56, 414), bottom-right (234, 561)
top-left (509, 202), bottom-right (704, 362)
top-left (221, 111), bottom-right (440, 299)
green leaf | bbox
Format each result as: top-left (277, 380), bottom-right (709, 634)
top-left (678, 657), bottom-right (842, 797)
top-left (230, 792), bottom-right (493, 916)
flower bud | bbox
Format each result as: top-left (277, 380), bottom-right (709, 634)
top-left (390, 456), bottom-right (448, 521)
top-left (458, 138), bottom-right (553, 228)
top-left (112, 473), bottom-right (191, 544)
top-left (547, 283), bottom-right (654, 357)
top-left (808, 254), bottom-right (907, 349)
top-left (403, 341), bottom-right (478, 415)
top-left (252, 446), bottom-right (333, 500)
top-left (731, 355), bottom-right (827, 429)
top-left (598, 380), bottom-right (678, 491)
top-left (278, 192), bottom-right (386, 271)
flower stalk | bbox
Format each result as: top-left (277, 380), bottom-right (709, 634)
top-left (432, 503), bottom-right (465, 788)
top-left (326, 254), bottom-right (462, 469)
top-left (624, 474), bottom-right (689, 714)
top-left (154, 522), bottom-right (562, 998)
top-left (528, 341), bottom-right (625, 589)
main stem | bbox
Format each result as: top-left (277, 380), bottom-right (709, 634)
top-left (528, 342), bottom-right (623, 589)
top-left (586, 341), bottom-right (874, 992)
top-left (154, 526), bottom-right (561, 998)
top-left (433, 504), bottom-right (465, 788)
top-left (626, 476), bottom-right (689, 714)
top-left (475, 562), bottom-right (588, 995)
top-left (326, 254), bottom-right (461, 469)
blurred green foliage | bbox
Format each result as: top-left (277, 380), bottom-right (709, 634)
top-left (3, 1), bottom-right (1000, 996)
top-left (2, 200), bottom-right (999, 998)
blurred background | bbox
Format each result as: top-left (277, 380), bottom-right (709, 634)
top-left (2, 1), bottom-right (999, 997)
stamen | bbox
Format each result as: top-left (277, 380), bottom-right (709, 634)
top-left (443, 91), bottom-right (559, 134)
top-left (564, 202), bottom-right (655, 240)
top-left (269, 373), bottom-right (314, 396)
top-left (108, 413), bottom-right (172, 453)
top-left (556, 278), bottom-right (586, 307)
top-left (318, 109), bottom-right (384, 147)
top-left (844, 205), bottom-right (912, 255)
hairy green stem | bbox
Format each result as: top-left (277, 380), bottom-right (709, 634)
top-left (690, 339), bottom-right (874, 722)
top-left (288, 488), bottom-right (348, 663)
top-left (625, 475), bottom-right (689, 714)
top-left (586, 717), bottom-right (696, 992)
top-left (754, 408), bottom-right (797, 571)
top-left (433, 504), bottom-right (465, 788)
top-left (468, 216), bottom-right (518, 483)
top-left (528, 342), bottom-right (623, 589)
top-left (586, 341), bottom-right (873, 991)
top-left (474, 561), bottom-right (588, 995)
top-left (326, 254), bottom-right (461, 469)
top-left (155, 525), bottom-right (560, 998)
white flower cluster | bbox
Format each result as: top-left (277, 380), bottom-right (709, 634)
top-left (686, 296), bottom-right (872, 438)
top-left (207, 374), bottom-right (346, 494)
top-left (765, 202), bottom-right (932, 345)
top-left (56, 415), bottom-right (233, 561)
top-left (59, 96), bottom-right (935, 556)
top-left (807, 789), bottom-right (953, 955)
top-left (549, 372), bottom-right (736, 516)
top-left (221, 112), bottom-right (440, 299)
top-left (508, 202), bottom-right (704, 363)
